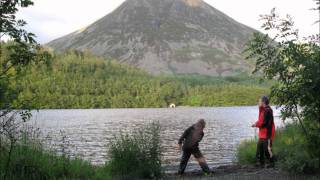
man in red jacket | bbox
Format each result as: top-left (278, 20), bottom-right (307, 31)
top-left (252, 96), bottom-right (276, 167)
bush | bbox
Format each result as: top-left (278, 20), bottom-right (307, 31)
top-left (0, 120), bottom-right (163, 179)
top-left (107, 122), bottom-right (162, 179)
top-left (244, 6), bottom-right (320, 175)
top-left (236, 124), bottom-right (320, 174)
top-left (275, 125), bottom-right (319, 174)
top-left (0, 125), bottom-right (111, 179)
top-left (0, 143), bottom-right (111, 179)
top-left (237, 139), bottom-right (257, 165)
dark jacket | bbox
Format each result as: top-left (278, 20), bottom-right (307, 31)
top-left (178, 126), bottom-right (204, 150)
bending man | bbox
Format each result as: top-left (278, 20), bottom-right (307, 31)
top-left (178, 119), bottom-right (211, 175)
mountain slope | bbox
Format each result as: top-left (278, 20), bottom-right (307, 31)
top-left (48, 0), bottom-right (257, 76)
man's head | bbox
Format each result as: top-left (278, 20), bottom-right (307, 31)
top-left (195, 119), bottom-right (206, 129)
top-left (259, 96), bottom-right (270, 107)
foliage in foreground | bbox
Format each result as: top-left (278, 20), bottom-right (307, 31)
top-left (0, 138), bottom-right (110, 179)
top-left (236, 139), bottom-right (257, 165)
top-left (107, 122), bottom-right (162, 179)
top-left (237, 124), bottom-right (320, 174)
top-left (0, 122), bottom-right (163, 179)
top-left (245, 5), bottom-right (320, 171)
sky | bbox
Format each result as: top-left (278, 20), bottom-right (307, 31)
top-left (15, 0), bottom-right (320, 44)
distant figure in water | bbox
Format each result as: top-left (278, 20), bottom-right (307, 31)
top-left (177, 119), bottom-right (211, 175)
top-left (252, 96), bottom-right (276, 168)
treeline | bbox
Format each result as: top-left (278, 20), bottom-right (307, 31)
top-left (7, 49), bottom-right (269, 109)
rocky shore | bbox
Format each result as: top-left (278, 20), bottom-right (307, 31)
top-left (166, 165), bottom-right (319, 180)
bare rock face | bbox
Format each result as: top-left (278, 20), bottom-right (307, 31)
top-left (48, 0), bottom-right (256, 76)
top-left (184, 0), bottom-right (202, 7)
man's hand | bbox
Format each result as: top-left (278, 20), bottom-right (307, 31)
top-left (267, 139), bottom-right (272, 150)
top-left (267, 139), bottom-right (273, 157)
top-left (178, 144), bottom-right (182, 152)
top-left (251, 123), bottom-right (256, 127)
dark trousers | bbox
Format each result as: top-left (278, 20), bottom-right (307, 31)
top-left (256, 138), bottom-right (274, 165)
top-left (178, 147), bottom-right (210, 174)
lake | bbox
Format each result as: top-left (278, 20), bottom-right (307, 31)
top-left (29, 106), bottom-right (282, 171)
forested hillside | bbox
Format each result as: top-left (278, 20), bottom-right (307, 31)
top-left (5, 48), bottom-right (269, 109)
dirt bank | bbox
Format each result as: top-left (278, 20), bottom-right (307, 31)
top-left (166, 165), bottom-right (319, 180)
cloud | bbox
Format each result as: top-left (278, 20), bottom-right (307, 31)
top-left (16, 0), bottom-right (319, 44)
top-left (16, 0), bottom-right (125, 43)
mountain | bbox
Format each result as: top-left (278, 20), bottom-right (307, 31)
top-left (47, 0), bottom-right (257, 76)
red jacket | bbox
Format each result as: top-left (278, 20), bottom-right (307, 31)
top-left (255, 106), bottom-right (276, 140)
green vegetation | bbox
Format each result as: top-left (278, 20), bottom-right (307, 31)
top-left (236, 139), bottom-right (257, 165)
top-left (1, 1), bottom-right (107, 179)
top-left (0, 0), bottom-right (50, 109)
top-left (0, 140), bottom-right (110, 179)
top-left (0, 47), bottom-right (270, 109)
top-left (183, 84), bottom-right (267, 106)
top-left (237, 124), bottom-right (320, 174)
top-left (0, 1), bottom-right (267, 178)
top-left (240, 4), bottom-right (320, 175)
top-left (0, 122), bottom-right (162, 179)
top-left (4, 0), bottom-right (319, 178)
top-left (107, 122), bottom-right (162, 179)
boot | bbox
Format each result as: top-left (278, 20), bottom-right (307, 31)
top-left (178, 164), bottom-right (187, 175)
top-left (200, 162), bottom-right (212, 174)
top-left (266, 157), bottom-right (275, 168)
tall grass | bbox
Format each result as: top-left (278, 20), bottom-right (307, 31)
top-left (0, 143), bottom-right (109, 179)
top-left (274, 124), bottom-right (319, 174)
top-left (0, 126), bottom-right (110, 179)
top-left (236, 124), bottom-right (320, 174)
top-left (236, 139), bottom-right (257, 165)
top-left (1, 122), bottom-right (164, 179)
top-left (107, 122), bottom-right (162, 179)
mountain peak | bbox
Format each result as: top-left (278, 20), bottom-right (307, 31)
top-left (183, 0), bottom-right (202, 7)
top-left (48, 0), bottom-right (256, 76)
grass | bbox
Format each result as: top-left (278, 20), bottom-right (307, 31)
top-left (236, 139), bottom-right (257, 165)
top-left (236, 123), bottom-right (320, 174)
top-left (107, 122), bottom-right (162, 179)
top-left (0, 142), bottom-right (111, 179)
top-left (0, 122), bottom-right (162, 179)
top-left (183, 84), bottom-right (269, 106)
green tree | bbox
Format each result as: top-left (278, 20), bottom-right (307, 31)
top-left (245, 7), bottom-right (320, 160)
top-left (1, 0), bottom-right (50, 107)
top-left (1, 1), bottom-right (50, 178)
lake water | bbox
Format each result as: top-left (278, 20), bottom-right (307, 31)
top-left (29, 106), bottom-right (282, 171)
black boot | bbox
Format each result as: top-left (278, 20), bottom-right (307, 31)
top-left (266, 157), bottom-right (275, 168)
top-left (200, 162), bottom-right (212, 174)
top-left (178, 163), bottom-right (187, 175)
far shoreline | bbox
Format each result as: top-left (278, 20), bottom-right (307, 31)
top-left (19, 105), bottom-right (271, 111)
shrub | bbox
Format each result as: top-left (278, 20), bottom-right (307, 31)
top-left (236, 139), bottom-right (257, 165)
top-left (107, 122), bottom-right (162, 179)
top-left (0, 142), bottom-right (111, 179)
top-left (236, 124), bottom-right (320, 174)
top-left (275, 124), bottom-right (319, 174)
top-left (0, 126), bottom-right (111, 179)
top-left (245, 6), bottom-right (320, 174)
